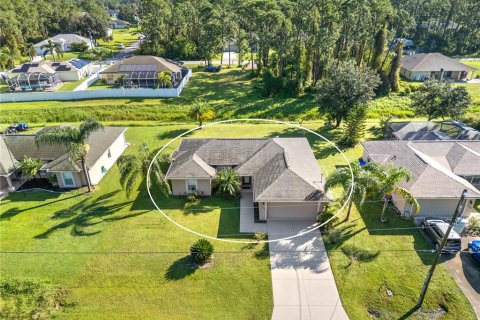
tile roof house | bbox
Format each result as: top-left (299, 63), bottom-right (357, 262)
top-left (361, 140), bottom-right (480, 220)
top-left (33, 34), bottom-right (94, 56)
top-left (386, 121), bottom-right (480, 141)
top-left (166, 138), bottom-right (331, 221)
top-left (0, 127), bottom-right (128, 194)
top-left (99, 55), bottom-right (185, 88)
top-left (400, 53), bottom-right (477, 81)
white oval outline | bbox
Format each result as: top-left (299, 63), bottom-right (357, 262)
top-left (146, 119), bottom-right (354, 244)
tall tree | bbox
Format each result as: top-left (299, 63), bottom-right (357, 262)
top-left (35, 118), bottom-right (103, 193)
top-left (388, 41), bottom-right (403, 92)
top-left (411, 79), bottom-right (471, 120)
top-left (40, 40), bottom-right (63, 61)
top-left (0, 46), bottom-right (15, 69)
top-left (371, 24), bottom-right (387, 71)
top-left (366, 163), bottom-right (419, 222)
top-left (325, 162), bottom-right (380, 221)
top-left (316, 60), bottom-right (380, 127)
top-left (22, 43), bottom-right (36, 61)
top-left (117, 143), bottom-right (169, 198)
top-left (188, 99), bottom-right (215, 128)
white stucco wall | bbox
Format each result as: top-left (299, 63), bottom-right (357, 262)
top-left (88, 132), bottom-right (128, 185)
top-left (56, 171), bottom-right (83, 188)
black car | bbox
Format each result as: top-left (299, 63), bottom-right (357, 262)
top-left (421, 218), bottom-right (462, 254)
top-left (204, 65), bottom-right (221, 72)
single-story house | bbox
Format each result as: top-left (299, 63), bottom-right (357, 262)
top-left (166, 138), bottom-right (331, 221)
top-left (108, 9), bottom-right (119, 19)
top-left (5, 63), bottom-right (61, 91)
top-left (108, 19), bottom-right (131, 29)
top-left (9, 59), bottom-right (92, 82)
top-left (400, 53), bottom-right (477, 81)
top-left (361, 140), bottom-right (480, 221)
top-left (33, 34), bottom-right (94, 56)
top-left (0, 127), bottom-right (127, 193)
top-left (386, 121), bottom-right (480, 141)
top-left (99, 55), bottom-right (185, 88)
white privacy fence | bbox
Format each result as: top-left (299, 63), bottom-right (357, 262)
top-left (0, 69), bottom-right (192, 103)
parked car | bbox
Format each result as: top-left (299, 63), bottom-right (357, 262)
top-left (118, 44), bottom-right (125, 49)
top-left (421, 218), bottom-right (462, 254)
top-left (468, 240), bottom-right (480, 263)
top-left (5, 122), bottom-right (31, 133)
top-left (204, 65), bottom-right (221, 72)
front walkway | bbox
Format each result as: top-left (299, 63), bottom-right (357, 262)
top-left (239, 191), bottom-right (267, 233)
top-left (267, 220), bottom-right (348, 320)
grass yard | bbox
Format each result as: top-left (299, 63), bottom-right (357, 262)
top-left (57, 80), bottom-right (84, 92)
top-left (460, 59), bottom-right (480, 78)
top-left (86, 79), bottom-right (122, 90)
top-left (97, 28), bottom-right (139, 57)
top-left (1, 67), bottom-right (479, 127)
top-left (0, 122), bottom-right (475, 319)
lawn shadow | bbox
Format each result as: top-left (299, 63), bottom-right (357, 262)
top-left (341, 244), bottom-right (380, 268)
top-left (164, 256), bottom-right (197, 281)
top-left (35, 190), bottom-right (145, 239)
top-left (157, 128), bottom-right (193, 140)
top-left (0, 192), bottom-right (83, 221)
top-left (323, 220), bottom-right (366, 250)
top-left (356, 203), bottom-right (435, 265)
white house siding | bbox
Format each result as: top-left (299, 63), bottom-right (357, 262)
top-left (88, 132), bottom-right (128, 185)
top-left (57, 70), bottom-right (83, 81)
top-left (170, 179), bottom-right (212, 196)
top-left (266, 202), bottom-right (320, 220)
top-left (56, 171), bottom-right (83, 188)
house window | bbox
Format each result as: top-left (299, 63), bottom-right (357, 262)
top-left (61, 172), bottom-right (75, 187)
top-left (186, 179), bottom-right (197, 193)
top-left (445, 71), bottom-right (452, 77)
top-left (101, 166), bottom-right (107, 174)
top-left (107, 148), bottom-right (112, 158)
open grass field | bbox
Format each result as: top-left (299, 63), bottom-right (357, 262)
top-left (0, 122), bottom-right (475, 319)
top-left (1, 68), bottom-right (479, 127)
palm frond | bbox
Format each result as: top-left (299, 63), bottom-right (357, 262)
top-left (78, 118), bottom-right (103, 141)
top-left (396, 187), bottom-right (420, 215)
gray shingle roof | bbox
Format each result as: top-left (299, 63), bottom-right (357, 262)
top-left (0, 136), bottom-right (19, 176)
top-left (361, 140), bottom-right (480, 198)
top-left (400, 53), bottom-right (477, 72)
top-left (166, 138), bottom-right (329, 202)
top-left (389, 121), bottom-right (480, 141)
top-left (34, 34), bottom-right (91, 48)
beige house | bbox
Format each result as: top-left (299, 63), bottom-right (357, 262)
top-left (0, 127), bottom-right (127, 193)
top-left (99, 55), bottom-right (183, 87)
top-left (400, 53), bottom-right (477, 81)
top-left (361, 140), bottom-right (480, 221)
top-left (166, 138), bottom-right (331, 221)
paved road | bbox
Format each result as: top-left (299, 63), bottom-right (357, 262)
top-left (113, 39), bottom-right (141, 60)
top-left (267, 220), bottom-right (348, 320)
top-left (444, 236), bottom-right (480, 318)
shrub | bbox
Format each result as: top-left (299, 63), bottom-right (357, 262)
top-left (186, 193), bottom-right (198, 203)
top-left (70, 41), bottom-right (89, 52)
top-left (190, 239), bottom-right (214, 264)
top-left (318, 206), bottom-right (339, 230)
top-left (254, 232), bottom-right (267, 242)
top-left (463, 216), bottom-right (480, 236)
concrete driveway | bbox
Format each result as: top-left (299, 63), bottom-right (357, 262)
top-left (267, 220), bottom-right (348, 320)
top-left (444, 236), bottom-right (480, 318)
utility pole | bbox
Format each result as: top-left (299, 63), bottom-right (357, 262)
top-left (416, 189), bottom-right (468, 308)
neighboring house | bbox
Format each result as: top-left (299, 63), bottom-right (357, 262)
top-left (99, 55), bottom-right (185, 88)
top-left (108, 19), bottom-right (131, 29)
top-left (33, 34), bottom-right (94, 56)
top-left (386, 121), bottom-right (480, 141)
top-left (400, 53), bottom-right (477, 81)
top-left (0, 127), bottom-right (127, 193)
top-left (6, 59), bottom-right (92, 91)
top-left (108, 9), bottom-right (119, 19)
top-left (361, 140), bottom-right (480, 221)
top-left (166, 138), bottom-right (331, 221)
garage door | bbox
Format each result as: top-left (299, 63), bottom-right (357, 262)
top-left (267, 202), bottom-right (319, 220)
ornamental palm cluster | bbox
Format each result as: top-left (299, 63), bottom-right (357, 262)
top-left (213, 168), bottom-right (241, 197)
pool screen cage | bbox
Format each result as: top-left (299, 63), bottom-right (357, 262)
top-left (7, 72), bottom-right (61, 91)
top-left (122, 71), bottom-right (178, 88)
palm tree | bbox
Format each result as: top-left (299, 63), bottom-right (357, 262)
top-left (214, 168), bottom-right (241, 197)
top-left (325, 162), bottom-right (380, 221)
top-left (35, 119), bottom-right (103, 192)
top-left (0, 46), bottom-right (15, 69)
top-left (188, 99), bottom-right (215, 128)
top-left (40, 40), bottom-right (63, 61)
top-left (22, 43), bottom-right (36, 61)
top-left (90, 47), bottom-right (104, 67)
top-left (18, 156), bottom-right (43, 181)
top-left (366, 163), bottom-right (420, 222)
top-left (117, 143), bottom-right (169, 198)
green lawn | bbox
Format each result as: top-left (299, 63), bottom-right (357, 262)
top-left (57, 80), bottom-right (84, 92)
top-left (0, 68), bottom-right (479, 127)
top-left (460, 59), bottom-right (480, 78)
top-left (97, 28), bottom-right (139, 57)
top-left (0, 122), bottom-right (475, 319)
top-left (86, 79), bottom-right (122, 90)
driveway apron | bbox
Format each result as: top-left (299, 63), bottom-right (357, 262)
top-left (267, 220), bottom-right (348, 320)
